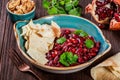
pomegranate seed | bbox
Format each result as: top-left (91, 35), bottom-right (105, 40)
top-left (54, 45), bottom-right (62, 50)
top-left (114, 13), bottom-right (120, 22)
top-left (98, 24), bottom-right (105, 28)
top-left (83, 56), bottom-right (88, 61)
top-left (48, 60), bottom-right (53, 66)
top-left (67, 39), bottom-right (71, 43)
top-left (96, 1), bottom-right (104, 7)
top-left (89, 36), bottom-right (95, 42)
top-left (89, 52), bottom-right (96, 56)
top-left (46, 53), bottom-right (52, 59)
top-left (72, 34), bottom-right (79, 38)
top-left (90, 48), bottom-right (99, 52)
top-left (68, 47), bottom-right (73, 51)
top-left (79, 44), bottom-right (83, 48)
top-left (53, 56), bottom-right (59, 64)
top-left (83, 48), bottom-right (88, 53)
top-left (71, 48), bottom-right (76, 53)
top-left (67, 42), bottom-right (72, 46)
top-left (65, 30), bottom-right (71, 34)
top-left (75, 48), bottom-right (82, 54)
top-left (62, 46), bottom-right (68, 52)
top-left (72, 39), bottom-right (78, 44)
top-left (78, 57), bottom-right (84, 63)
top-left (96, 42), bottom-right (100, 48)
top-left (76, 38), bottom-right (81, 43)
top-left (51, 50), bottom-right (58, 58)
top-left (56, 62), bottom-right (63, 67)
top-left (107, 10), bottom-right (113, 17)
top-left (87, 54), bottom-right (92, 59)
top-left (105, 0), bottom-right (111, 4)
top-left (79, 37), bottom-right (84, 42)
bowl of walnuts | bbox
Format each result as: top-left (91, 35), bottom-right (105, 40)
top-left (6, 0), bottom-right (35, 22)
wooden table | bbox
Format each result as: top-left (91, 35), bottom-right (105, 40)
top-left (1, 0), bottom-right (120, 80)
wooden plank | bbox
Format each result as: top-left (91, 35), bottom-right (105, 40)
top-left (1, 0), bottom-right (120, 80)
top-left (0, 0), bottom-right (8, 55)
top-left (0, 0), bottom-right (97, 80)
top-left (0, 0), bottom-right (2, 19)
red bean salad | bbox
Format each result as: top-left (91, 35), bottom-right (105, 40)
top-left (45, 29), bottom-right (100, 67)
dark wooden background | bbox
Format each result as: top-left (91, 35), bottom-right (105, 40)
top-left (0, 0), bottom-right (120, 80)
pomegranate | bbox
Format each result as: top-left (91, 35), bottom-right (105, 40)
top-left (85, 0), bottom-right (120, 30)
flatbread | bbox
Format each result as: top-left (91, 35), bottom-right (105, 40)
top-left (91, 52), bottom-right (120, 80)
top-left (91, 67), bottom-right (119, 80)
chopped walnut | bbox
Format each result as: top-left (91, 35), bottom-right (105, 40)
top-left (8, 0), bottom-right (21, 11)
top-left (8, 0), bottom-right (35, 14)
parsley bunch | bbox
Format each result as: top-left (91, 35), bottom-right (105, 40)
top-left (42, 0), bottom-right (82, 16)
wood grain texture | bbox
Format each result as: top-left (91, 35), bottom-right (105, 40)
top-left (0, 0), bottom-right (120, 80)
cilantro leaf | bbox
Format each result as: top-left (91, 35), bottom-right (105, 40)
top-left (74, 30), bottom-right (88, 37)
top-left (47, 7), bottom-right (58, 15)
top-left (73, 0), bottom-right (79, 6)
top-left (72, 54), bottom-right (78, 62)
top-left (55, 6), bottom-right (66, 14)
top-left (59, 53), bottom-right (70, 66)
top-left (57, 37), bottom-right (66, 44)
top-left (66, 52), bottom-right (74, 64)
top-left (65, 2), bottom-right (73, 11)
top-left (85, 39), bottom-right (94, 48)
top-left (59, 52), bottom-right (78, 66)
top-left (60, 1), bottom-right (65, 5)
top-left (42, 0), bottom-right (50, 9)
top-left (68, 8), bottom-right (80, 16)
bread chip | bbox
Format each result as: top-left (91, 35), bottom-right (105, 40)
top-left (25, 40), bottom-right (29, 50)
top-left (27, 48), bottom-right (48, 64)
top-left (28, 32), bottom-right (50, 53)
top-left (37, 24), bottom-right (55, 38)
top-left (51, 21), bottom-right (61, 38)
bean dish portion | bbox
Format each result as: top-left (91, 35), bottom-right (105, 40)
top-left (45, 28), bottom-right (100, 67)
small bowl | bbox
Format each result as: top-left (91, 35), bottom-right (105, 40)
top-left (6, 2), bottom-right (35, 22)
top-left (14, 15), bottom-right (111, 74)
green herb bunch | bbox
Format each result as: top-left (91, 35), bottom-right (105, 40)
top-left (42, 0), bottom-right (82, 16)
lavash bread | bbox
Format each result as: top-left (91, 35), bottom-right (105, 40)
top-left (91, 52), bottom-right (120, 80)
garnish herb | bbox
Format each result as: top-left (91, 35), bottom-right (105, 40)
top-left (85, 39), bottom-right (94, 48)
top-left (42, 0), bottom-right (82, 16)
top-left (74, 30), bottom-right (88, 37)
top-left (59, 52), bottom-right (78, 66)
top-left (57, 37), bottom-right (66, 44)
